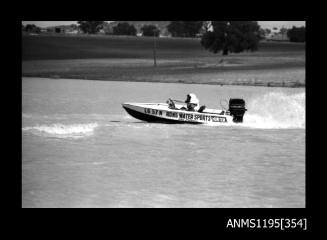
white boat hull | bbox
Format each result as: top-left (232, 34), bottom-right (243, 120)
top-left (122, 103), bottom-right (234, 124)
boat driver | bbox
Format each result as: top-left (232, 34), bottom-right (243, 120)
top-left (185, 93), bottom-right (200, 111)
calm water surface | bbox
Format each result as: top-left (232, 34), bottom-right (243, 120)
top-left (22, 78), bottom-right (305, 207)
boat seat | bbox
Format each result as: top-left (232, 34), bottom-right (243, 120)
top-left (198, 105), bottom-right (206, 113)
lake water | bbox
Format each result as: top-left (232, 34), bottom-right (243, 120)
top-left (22, 77), bottom-right (305, 208)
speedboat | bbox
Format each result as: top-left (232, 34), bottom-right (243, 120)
top-left (122, 98), bottom-right (247, 124)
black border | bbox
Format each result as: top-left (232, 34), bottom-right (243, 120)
top-left (16, 7), bottom-right (314, 233)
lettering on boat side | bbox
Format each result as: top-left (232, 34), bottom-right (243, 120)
top-left (144, 108), bottom-right (227, 122)
top-left (178, 113), bottom-right (193, 120)
top-left (165, 111), bottom-right (178, 118)
top-left (144, 108), bottom-right (163, 116)
top-left (211, 116), bottom-right (227, 122)
top-left (194, 114), bottom-right (211, 121)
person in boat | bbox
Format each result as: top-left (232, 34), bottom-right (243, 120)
top-left (168, 93), bottom-right (205, 112)
top-left (167, 98), bottom-right (176, 109)
top-left (184, 93), bottom-right (200, 111)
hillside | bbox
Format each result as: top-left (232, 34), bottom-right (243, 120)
top-left (22, 34), bottom-right (305, 87)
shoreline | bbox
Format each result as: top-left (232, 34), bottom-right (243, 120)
top-left (22, 75), bottom-right (305, 88)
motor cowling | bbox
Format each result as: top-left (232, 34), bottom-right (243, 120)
top-left (228, 98), bottom-right (247, 123)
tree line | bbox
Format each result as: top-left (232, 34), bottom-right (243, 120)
top-left (77, 21), bottom-right (205, 37)
top-left (23, 21), bottom-right (305, 56)
top-left (22, 24), bottom-right (41, 33)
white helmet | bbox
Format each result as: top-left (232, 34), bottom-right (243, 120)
top-left (188, 93), bottom-right (199, 104)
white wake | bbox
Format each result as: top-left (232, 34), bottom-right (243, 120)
top-left (22, 123), bottom-right (99, 138)
top-left (242, 92), bottom-right (305, 129)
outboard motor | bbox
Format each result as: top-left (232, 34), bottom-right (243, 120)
top-left (228, 98), bottom-right (247, 123)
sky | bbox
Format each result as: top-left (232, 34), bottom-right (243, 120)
top-left (22, 21), bottom-right (305, 29)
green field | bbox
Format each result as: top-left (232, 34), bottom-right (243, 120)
top-left (22, 34), bottom-right (305, 87)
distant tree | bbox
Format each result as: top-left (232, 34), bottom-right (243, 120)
top-left (113, 22), bottom-right (137, 36)
top-left (167, 21), bottom-right (182, 37)
top-left (258, 28), bottom-right (272, 40)
top-left (287, 26), bottom-right (305, 42)
top-left (70, 24), bottom-right (78, 30)
top-left (259, 28), bottom-right (266, 40)
top-left (77, 21), bottom-right (104, 34)
top-left (167, 21), bottom-right (203, 37)
top-left (24, 24), bottom-right (41, 33)
top-left (200, 21), bottom-right (261, 56)
top-left (279, 27), bottom-right (288, 35)
top-left (141, 25), bottom-right (159, 37)
top-left (265, 28), bottom-right (271, 35)
top-left (279, 27), bottom-right (288, 40)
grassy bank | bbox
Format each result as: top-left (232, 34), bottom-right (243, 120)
top-left (22, 34), bottom-right (305, 87)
